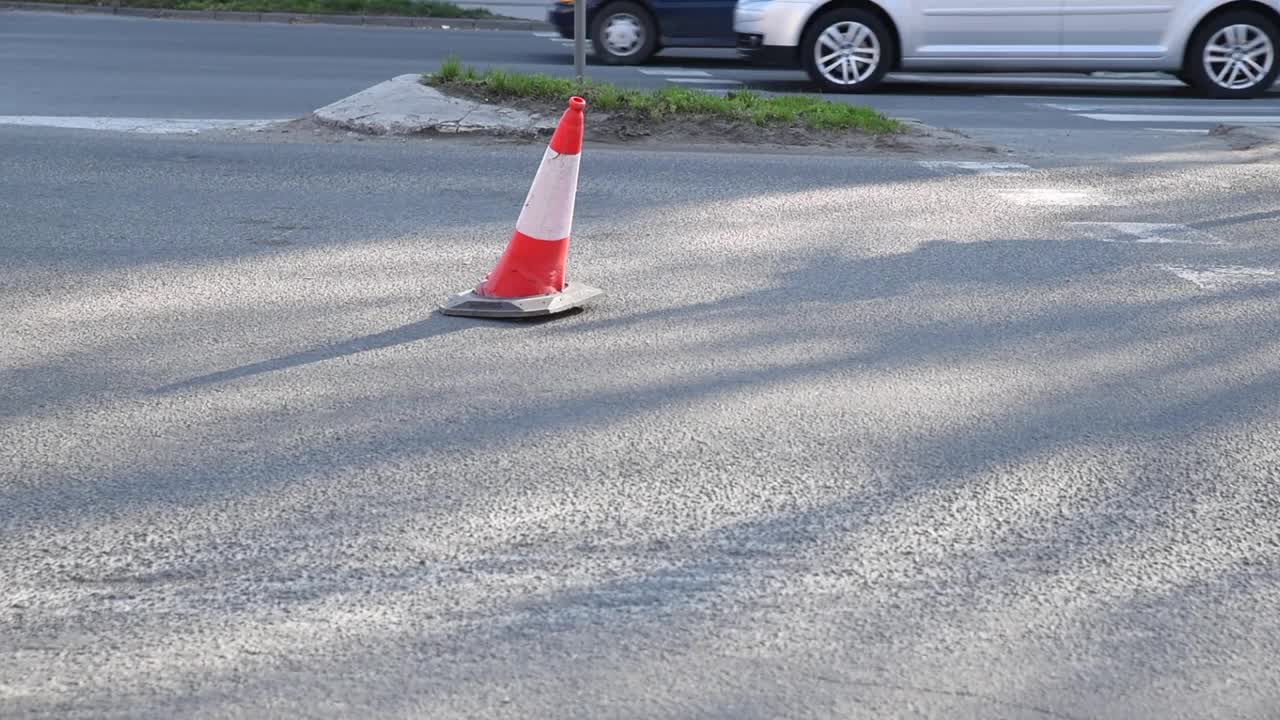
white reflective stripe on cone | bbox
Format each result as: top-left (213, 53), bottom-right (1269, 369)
top-left (514, 147), bottom-right (580, 242)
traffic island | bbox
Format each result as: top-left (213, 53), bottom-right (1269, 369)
top-left (311, 61), bottom-right (1003, 155)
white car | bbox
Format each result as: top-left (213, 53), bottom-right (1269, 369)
top-left (734, 0), bottom-right (1280, 98)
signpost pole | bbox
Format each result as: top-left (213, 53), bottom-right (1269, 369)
top-left (574, 0), bottom-right (586, 82)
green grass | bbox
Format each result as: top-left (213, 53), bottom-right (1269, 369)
top-left (56, 0), bottom-right (497, 18)
top-left (428, 56), bottom-right (902, 134)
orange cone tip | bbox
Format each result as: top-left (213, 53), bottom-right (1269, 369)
top-left (550, 97), bottom-right (586, 155)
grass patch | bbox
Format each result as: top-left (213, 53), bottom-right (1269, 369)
top-left (428, 56), bottom-right (902, 134)
top-left (57, 0), bottom-right (497, 18)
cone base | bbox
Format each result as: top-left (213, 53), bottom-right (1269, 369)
top-left (439, 281), bottom-right (603, 319)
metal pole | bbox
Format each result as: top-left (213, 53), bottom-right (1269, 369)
top-left (574, 0), bottom-right (586, 83)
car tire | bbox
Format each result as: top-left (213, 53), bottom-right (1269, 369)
top-left (801, 8), bottom-right (894, 94)
top-left (590, 2), bottom-right (658, 66)
top-left (1183, 10), bottom-right (1280, 99)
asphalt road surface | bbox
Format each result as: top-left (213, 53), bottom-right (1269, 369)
top-left (3, 121), bottom-right (1280, 718)
top-left (5, 9), bottom-right (1280, 155)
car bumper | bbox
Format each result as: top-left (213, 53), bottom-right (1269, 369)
top-left (736, 34), bottom-right (795, 67)
top-left (733, 0), bottom-right (810, 53)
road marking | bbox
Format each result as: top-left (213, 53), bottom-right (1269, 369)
top-left (666, 78), bottom-right (743, 85)
top-left (1150, 128), bottom-right (1210, 134)
top-left (1067, 221), bottom-right (1224, 245)
top-left (986, 94), bottom-right (1110, 99)
top-left (1045, 102), bottom-right (1280, 112)
top-left (1161, 264), bottom-right (1278, 289)
top-left (1000, 188), bottom-right (1107, 206)
top-left (0, 116), bottom-right (286, 134)
top-left (637, 68), bottom-right (712, 77)
top-left (888, 73), bottom-right (1183, 87)
top-left (918, 160), bottom-right (1032, 175)
top-left (533, 31), bottom-right (561, 37)
top-left (1079, 113), bottom-right (1280, 124)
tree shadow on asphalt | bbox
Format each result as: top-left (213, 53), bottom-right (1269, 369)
top-left (152, 310), bottom-right (580, 394)
top-left (0, 133), bottom-right (941, 276)
top-left (7, 231), bottom-right (1279, 526)
top-left (6, 190), bottom-right (1280, 717)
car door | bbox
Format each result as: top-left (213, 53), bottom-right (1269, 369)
top-left (901, 0), bottom-right (1064, 61)
top-left (653, 0), bottom-right (738, 45)
top-left (1060, 0), bottom-right (1175, 59)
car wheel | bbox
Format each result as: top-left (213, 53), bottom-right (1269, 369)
top-left (802, 8), bottom-right (894, 94)
top-left (590, 2), bottom-right (658, 65)
top-left (1184, 10), bottom-right (1280, 99)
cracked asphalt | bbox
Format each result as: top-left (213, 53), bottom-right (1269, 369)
top-left (2, 124), bottom-right (1280, 719)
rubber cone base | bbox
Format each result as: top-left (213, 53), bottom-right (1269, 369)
top-left (440, 281), bottom-right (603, 319)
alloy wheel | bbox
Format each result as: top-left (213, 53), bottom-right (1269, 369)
top-left (814, 21), bottom-right (881, 86)
top-left (1203, 24), bottom-right (1275, 91)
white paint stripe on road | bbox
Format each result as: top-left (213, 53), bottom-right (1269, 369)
top-left (1079, 113), bottom-right (1280, 124)
top-left (0, 116), bottom-right (286, 134)
top-left (1067, 221), bottom-right (1223, 245)
top-left (533, 31), bottom-right (561, 37)
top-left (1046, 102), bottom-right (1280, 112)
top-left (986, 94), bottom-right (1112, 100)
top-left (666, 78), bottom-right (743, 85)
top-left (1161, 264), bottom-right (1278, 289)
top-left (637, 68), bottom-right (712, 77)
top-left (889, 73), bottom-right (1183, 87)
top-left (1000, 188), bottom-right (1111, 206)
top-left (918, 160), bottom-right (1033, 175)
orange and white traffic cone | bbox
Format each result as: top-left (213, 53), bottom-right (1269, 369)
top-left (441, 96), bottom-right (603, 319)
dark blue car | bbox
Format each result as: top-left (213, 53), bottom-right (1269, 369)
top-left (548, 0), bottom-right (736, 65)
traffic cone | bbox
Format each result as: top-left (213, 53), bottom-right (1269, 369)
top-left (441, 96), bottom-right (603, 319)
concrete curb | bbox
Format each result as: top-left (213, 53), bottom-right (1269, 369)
top-left (312, 73), bottom-right (557, 136)
top-left (0, 1), bottom-right (554, 30)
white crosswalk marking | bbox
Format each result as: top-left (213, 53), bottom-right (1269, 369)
top-left (1080, 113), bottom-right (1280, 124)
top-left (918, 160), bottom-right (1033, 176)
top-left (1000, 189), bottom-right (1112, 206)
top-left (637, 69), bottom-right (712, 77)
top-left (1045, 102), bottom-right (1274, 112)
top-left (888, 73), bottom-right (1184, 88)
top-left (1161, 265), bottom-right (1279, 289)
top-left (0, 116), bottom-right (284, 134)
top-left (666, 78), bottom-right (743, 85)
top-left (636, 67), bottom-right (741, 86)
top-left (1067, 222), bottom-right (1224, 245)
top-left (526, 33), bottom-right (743, 87)
top-left (1038, 100), bottom-right (1280, 126)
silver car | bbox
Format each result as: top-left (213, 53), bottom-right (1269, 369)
top-left (734, 0), bottom-right (1280, 98)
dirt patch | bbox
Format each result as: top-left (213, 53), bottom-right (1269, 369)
top-left (1209, 124), bottom-right (1280, 151)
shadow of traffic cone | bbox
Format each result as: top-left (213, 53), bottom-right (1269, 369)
top-left (441, 96), bottom-right (603, 319)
